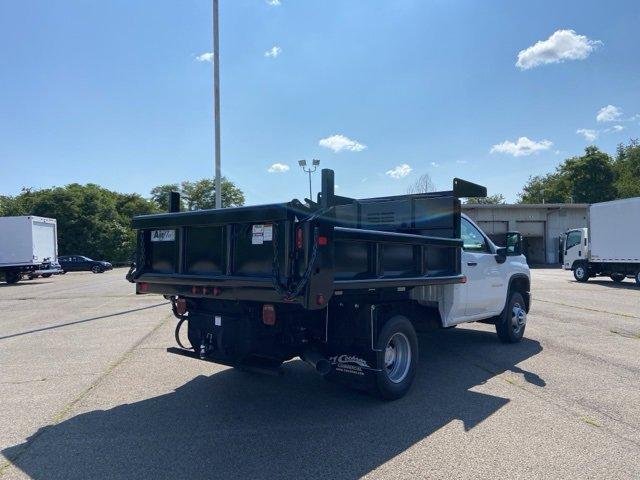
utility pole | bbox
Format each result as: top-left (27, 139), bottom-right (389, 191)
top-left (298, 159), bottom-right (320, 200)
top-left (213, 0), bottom-right (222, 209)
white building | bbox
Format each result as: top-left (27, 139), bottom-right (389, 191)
top-left (462, 203), bottom-right (588, 265)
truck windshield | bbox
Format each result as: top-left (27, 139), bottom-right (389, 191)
top-left (566, 231), bottom-right (581, 250)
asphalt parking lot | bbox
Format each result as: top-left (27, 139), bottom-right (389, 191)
top-left (1, 268), bottom-right (639, 479)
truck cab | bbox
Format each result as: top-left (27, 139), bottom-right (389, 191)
top-left (444, 215), bottom-right (530, 326)
top-left (561, 228), bottom-right (588, 272)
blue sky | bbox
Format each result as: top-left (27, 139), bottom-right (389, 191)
top-left (1, 0), bottom-right (639, 204)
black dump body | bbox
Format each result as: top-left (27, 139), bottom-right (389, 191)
top-left (128, 170), bottom-right (485, 310)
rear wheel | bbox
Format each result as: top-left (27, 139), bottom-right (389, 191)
top-left (91, 265), bottom-right (103, 274)
top-left (611, 273), bottom-right (625, 283)
top-left (42, 273), bottom-right (52, 278)
top-left (636, 271), bottom-right (640, 286)
top-left (496, 291), bottom-right (526, 343)
top-left (574, 264), bottom-right (590, 282)
top-left (372, 316), bottom-right (418, 400)
top-left (5, 271), bottom-right (21, 284)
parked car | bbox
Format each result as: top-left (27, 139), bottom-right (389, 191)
top-left (58, 255), bottom-right (113, 274)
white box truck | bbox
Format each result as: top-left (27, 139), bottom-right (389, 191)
top-left (561, 197), bottom-right (640, 285)
top-left (0, 216), bottom-right (62, 284)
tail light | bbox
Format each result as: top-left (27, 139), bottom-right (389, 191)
top-left (175, 297), bottom-right (187, 315)
top-left (262, 304), bottom-right (276, 326)
top-left (296, 227), bottom-right (304, 250)
top-left (137, 282), bottom-right (150, 293)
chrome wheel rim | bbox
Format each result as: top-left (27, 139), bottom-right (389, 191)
top-left (92, 266), bottom-right (100, 273)
top-left (575, 267), bottom-right (585, 279)
top-left (384, 332), bottom-right (411, 384)
top-left (511, 302), bottom-right (527, 334)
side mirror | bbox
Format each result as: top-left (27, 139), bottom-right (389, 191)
top-left (505, 231), bottom-right (523, 256)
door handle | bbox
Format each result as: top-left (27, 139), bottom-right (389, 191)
top-left (467, 262), bottom-right (478, 267)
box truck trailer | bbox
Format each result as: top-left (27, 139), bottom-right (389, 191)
top-left (0, 216), bottom-right (62, 284)
top-left (561, 197), bottom-right (640, 285)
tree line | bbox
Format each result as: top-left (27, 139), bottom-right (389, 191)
top-left (518, 140), bottom-right (640, 204)
top-left (0, 178), bottom-right (244, 263)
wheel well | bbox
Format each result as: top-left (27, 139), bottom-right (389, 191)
top-left (509, 275), bottom-right (530, 312)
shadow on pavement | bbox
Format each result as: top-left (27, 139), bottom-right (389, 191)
top-left (586, 279), bottom-right (640, 290)
top-left (3, 328), bottom-right (543, 480)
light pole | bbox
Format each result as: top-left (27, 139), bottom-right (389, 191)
top-left (213, 0), bottom-right (222, 209)
top-left (298, 159), bottom-right (320, 200)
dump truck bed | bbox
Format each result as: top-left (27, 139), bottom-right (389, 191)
top-left (129, 171), bottom-right (485, 310)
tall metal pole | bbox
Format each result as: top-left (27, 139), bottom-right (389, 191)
top-left (213, 0), bottom-right (222, 209)
top-left (308, 170), bottom-right (312, 199)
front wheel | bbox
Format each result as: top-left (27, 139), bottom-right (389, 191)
top-left (611, 273), bottom-right (625, 283)
top-left (573, 264), bottom-right (590, 282)
top-left (91, 265), bottom-right (103, 274)
top-left (496, 291), bottom-right (527, 343)
top-left (42, 273), bottom-right (52, 278)
top-left (372, 316), bottom-right (418, 400)
top-left (636, 271), bottom-right (640, 286)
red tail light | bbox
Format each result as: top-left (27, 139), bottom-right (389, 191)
top-left (262, 304), bottom-right (276, 326)
top-left (296, 228), bottom-right (304, 250)
top-left (137, 282), bottom-right (150, 293)
top-left (318, 235), bottom-right (328, 246)
top-left (175, 297), bottom-right (187, 315)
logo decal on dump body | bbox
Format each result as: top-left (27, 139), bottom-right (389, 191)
top-left (329, 354), bottom-right (370, 376)
top-left (150, 230), bottom-right (176, 242)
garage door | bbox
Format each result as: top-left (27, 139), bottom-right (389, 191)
top-left (477, 221), bottom-right (508, 235)
top-left (516, 221), bottom-right (545, 236)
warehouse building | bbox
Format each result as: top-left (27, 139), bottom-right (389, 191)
top-left (462, 203), bottom-right (588, 265)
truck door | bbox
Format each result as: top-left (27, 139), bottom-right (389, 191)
top-left (563, 229), bottom-right (583, 269)
top-left (460, 218), bottom-right (504, 316)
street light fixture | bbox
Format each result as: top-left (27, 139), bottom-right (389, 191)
top-left (298, 159), bottom-right (320, 200)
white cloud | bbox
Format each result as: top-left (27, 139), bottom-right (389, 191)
top-left (385, 163), bottom-right (412, 179)
top-left (195, 52), bottom-right (214, 62)
top-left (490, 137), bottom-right (553, 157)
top-left (611, 125), bottom-right (625, 132)
top-left (267, 162), bottom-right (289, 173)
top-left (264, 46), bottom-right (282, 58)
top-left (430, 162), bottom-right (440, 167)
top-left (266, 0), bottom-right (281, 5)
top-left (516, 29), bottom-right (601, 70)
top-left (455, 160), bottom-right (468, 164)
top-left (318, 134), bottom-right (367, 153)
top-left (576, 128), bottom-right (598, 142)
top-left (596, 105), bottom-right (622, 122)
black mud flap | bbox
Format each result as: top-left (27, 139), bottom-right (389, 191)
top-left (324, 350), bottom-right (380, 391)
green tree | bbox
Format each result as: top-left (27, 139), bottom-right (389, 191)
top-left (518, 146), bottom-right (616, 203)
top-left (614, 140), bottom-right (640, 198)
top-left (465, 194), bottom-right (506, 205)
top-left (2, 184), bottom-right (159, 262)
top-left (150, 184), bottom-right (181, 211)
top-left (150, 178), bottom-right (244, 211)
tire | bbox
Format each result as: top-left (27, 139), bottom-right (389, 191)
top-left (5, 271), bottom-right (21, 284)
top-left (42, 273), bottom-right (52, 278)
top-left (495, 291), bottom-right (527, 344)
top-left (60, 270), bottom-right (66, 274)
top-left (91, 265), bottom-right (103, 274)
top-left (372, 316), bottom-right (418, 400)
top-left (611, 273), bottom-right (625, 283)
top-left (636, 271), bottom-right (640, 286)
top-left (573, 264), bottom-right (590, 282)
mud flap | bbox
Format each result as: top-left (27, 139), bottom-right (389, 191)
top-left (324, 305), bottom-right (382, 390)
